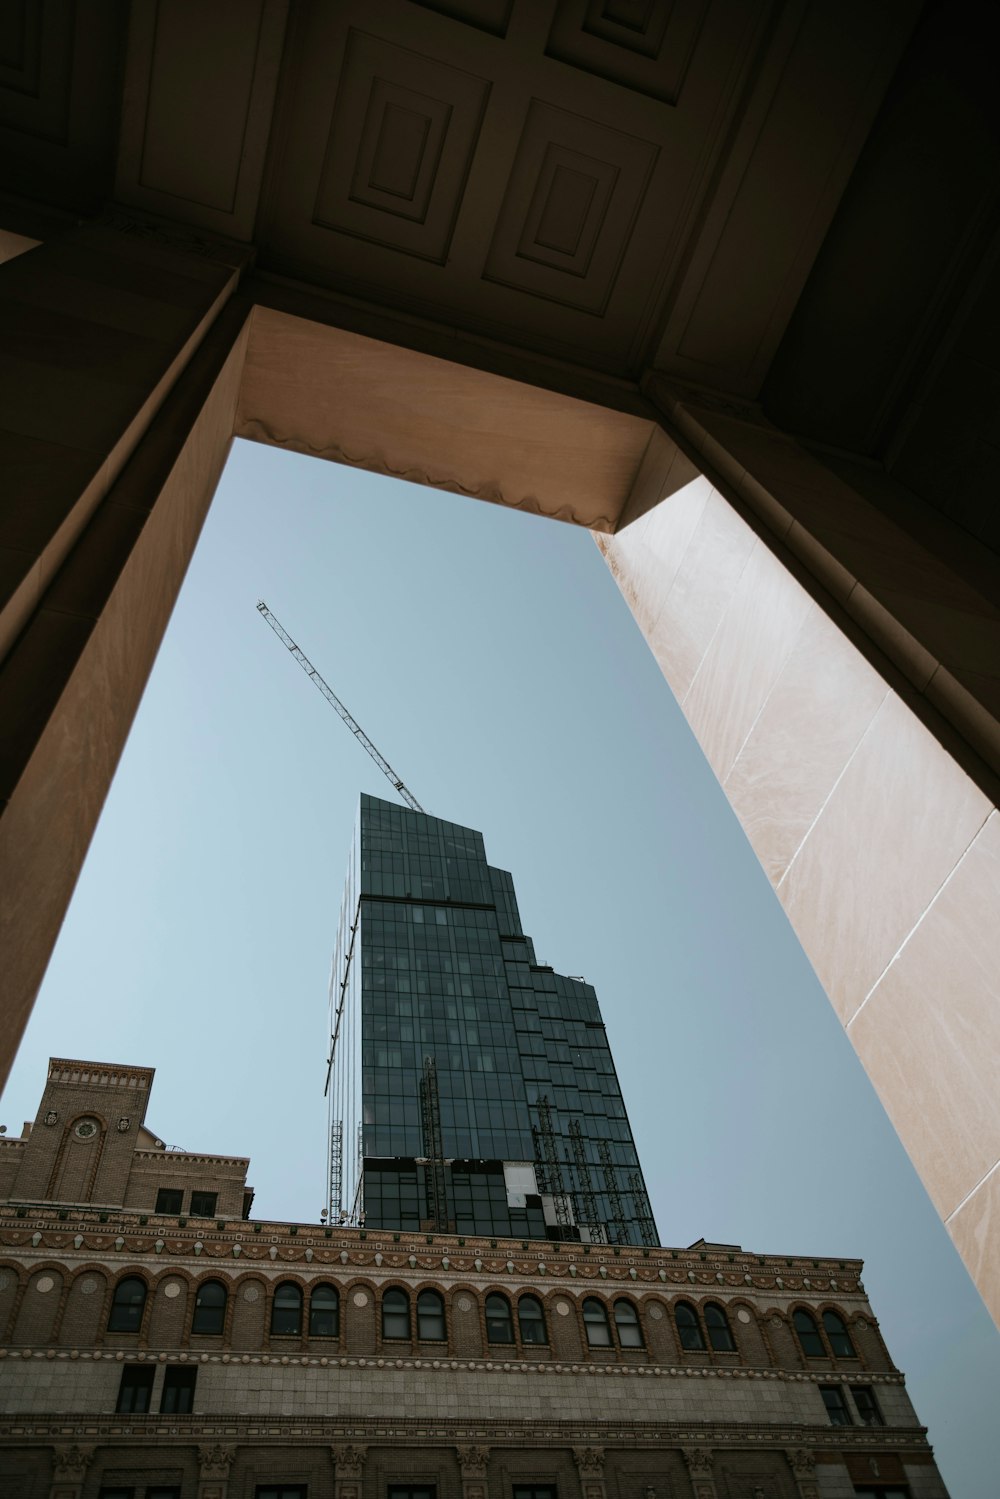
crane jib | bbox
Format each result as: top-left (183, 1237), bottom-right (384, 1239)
top-left (256, 599), bottom-right (426, 814)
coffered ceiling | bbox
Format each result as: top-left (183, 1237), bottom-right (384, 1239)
top-left (0, 0), bottom-right (920, 386)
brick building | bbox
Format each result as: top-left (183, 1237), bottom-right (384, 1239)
top-left (0, 1059), bottom-right (948, 1498)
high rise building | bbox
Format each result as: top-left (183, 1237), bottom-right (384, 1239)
top-left (328, 795), bottom-right (657, 1247)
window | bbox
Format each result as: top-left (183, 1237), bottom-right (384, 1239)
top-left (518, 1294), bottom-right (548, 1345)
top-left (255, 1489), bottom-right (308, 1499)
top-left (154, 1187), bottom-right (183, 1215)
top-left (794, 1308), bottom-right (825, 1357)
top-left (271, 1281), bottom-right (303, 1335)
top-left (115, 1364), bottom-right (154, 1413)
top-left (823, 1309), bottom-right (856, 1357)
top-left (852, 1385), bottom-right (884, 1426)
top-left (189, 1190), bottom-right (218, 1217)
top-left (417, 1288), bottom-right (446, 1340)
top-left (820, 1384), bottom-right (853, 1425)
top-left (675, 1301), bottom-right (705, 1351)
top-left (191, 1278), bottom-right (227, 1335)
top-left (514, 1488), bottom-right (557, 1499)
top-left (309, 1283), bottom-right (339, 1337)
top-left (107, 1276), bottom-right (147, 1333)
top-left (160, 1364), bottom-right (197, 1413)
top-left (485, 1292), bottom-right (515, 1344)
top-left (704, 1302), bottom-right (736, 1352)
top-left (387, 1488), bottom-right (435, 1499)
top-left (382, 1286), bottom-right (411, 1339)
top-left (613, 1299), bottom-right (643, 1348)
top-left (582, 1297), bottom-right (611, 1347)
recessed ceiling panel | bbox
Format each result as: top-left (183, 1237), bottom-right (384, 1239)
top-left (409, 0), bottom-right (513, 39)
top-left (313, 29), bottom-right (490, 264)
top-left (546, 0), bottom-right (708, 104)
top-left (484, 100), bottom-right (657, 314)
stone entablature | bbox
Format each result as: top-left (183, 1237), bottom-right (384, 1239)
top-left (46, 1060), bottom-right (153, 1090)
top-left (0, 1210), bottom-right (864, 1293)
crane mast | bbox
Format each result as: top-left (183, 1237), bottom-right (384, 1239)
top-left (256, 599), bottom-right (425, 813)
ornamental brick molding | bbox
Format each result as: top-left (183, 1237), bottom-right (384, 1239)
top-left (573, 1443), bottom-right (607, 1499)
top-left (198, 1443), bottom-right (236, 1476)
top-left (456, 1445), bottom-right (490, 1478)
top-left (51, 1444), bottom-right (93, 1478)
top-left (681, 1448), bottom-right (717, 1499)
top-left (333, 1442), bottom-right (368, 1499)
top-left (785, 1449), bottom-right (819, 1499)
top-left (573, 1447), bottom-right (606, 1478)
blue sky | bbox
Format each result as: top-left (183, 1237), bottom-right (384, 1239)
top-left (3, 439), bottom-right (997, 1493)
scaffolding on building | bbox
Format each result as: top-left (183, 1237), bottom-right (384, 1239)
top-left (419, 1055), bottom-right (450, 1233)
top-left (532, 1094), bottom-right (572, 1232)
top-left (329, 1119), bottom-right (343, 1224)
top-left (628, 1170), bottom-right (658, 1247)
top-left (568, 1117), bottom-right (605, 1242)
top-left (598, 1137), bottom-right (629, 1245)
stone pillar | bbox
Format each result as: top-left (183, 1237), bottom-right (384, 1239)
top-left (197, 1443), bottom-right (236, 1499)
top-left (601, 377), bottom-right (1000, 1328)
top-left (0, 218), bottom-right (249, 1091)
top-left (333, 1442), bottom-right (368, 1499)
top-left (786, 1449), bottom-right (820, 1499)
top-left (457, 1445), bottom-right (490, 1499)
top-left (681, 1448), bottom-right (717, 1499)
top-left (573, 1446), bottom-right (606, 1499)
top-left (48, 1445), bottom-right (93, 1499)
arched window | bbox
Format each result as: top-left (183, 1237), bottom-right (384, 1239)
top-left (191, 1279), bottom-right (227, 1335)
top-left (107, 1275), bottom-right (146, 1333)
top-left (485, 1292), bottom-right (514, 1344)
top-left (309, 1284), bottom-right (339, 1337)
top-left (518, 1294), bottom-right (548, 1346)
top-left (675, 1301), bottom-right (705, 1351)
top-left (823, 1309), bottom-right (856, 1358)
top-left (793, 1308), bottom-right (825, 1357)
top-left (270, 1282), bottom-right (302, 1335)
top-left (417, 1289), bottom-right (446, 1341)
top-left (613, 1299), bottom-right (643, 1348)
top-left (704, 1302), bottom-right (735, 1352)
top-left (582, 1297), bottom-right (611, 1347)
top-left (382, 1287), bottom-right (410, 1340)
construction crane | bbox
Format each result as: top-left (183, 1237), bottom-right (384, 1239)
top-left (256, 599), bottom-right (425, 812)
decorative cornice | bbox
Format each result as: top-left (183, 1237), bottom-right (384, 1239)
top-left (0, 1345), bottom-right (910, 1389)
top-left (0, 1414), bottom-right (934, 1453)
top-left (0, 1215), bottom-right (864, 1296)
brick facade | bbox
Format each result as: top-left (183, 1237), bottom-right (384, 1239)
top-left (0, 1060), bottom-right (949, 1497)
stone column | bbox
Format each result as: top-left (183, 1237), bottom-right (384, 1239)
top-left (197, 1444), bottom-right (236, 1499)
top-left (602, 377), bottom-right (1000, 1329)
top-left (48, 1445), bottom-right (93, 1499)
top-left (457, 1445), bottom-right (490, 1499)
top-left (681, 1448), bottom-right (717, 1499)
top-left (786, 1449), bottom-right (820, 1499)
top-left (572, 1446), bottom-right (606, 1499)
top-left (333, 1442), bottom-right (368, 1499)
top-left (0, 217), bottom-right (249, 1091)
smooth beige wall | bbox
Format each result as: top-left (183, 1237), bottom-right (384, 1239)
top-left (597, 473), bottom-right (1000, 1326)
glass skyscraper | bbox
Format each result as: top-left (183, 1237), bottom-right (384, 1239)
top-left (327, 794), bottom-right (658, 1246)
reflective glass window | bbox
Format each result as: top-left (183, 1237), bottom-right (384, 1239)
top-left (675, 1302), bottom-right (705, 1351)
top-left (793, 1309), bottom-right (825, 1357)
top-left (107, 1276), bottom-right (147, 1333)
top-left (518, 1295), bottom-right (547, 1345)
top-left (310, 1284), bottom-right (339, 1337)
top-left (582, 1297), bottom-right (611, 1347)
top-left (704, 1302), bottom-right (735, 1352)
top-left (613, 1299), bottom-right (643, 1348)
top-left (191, 1279), bottom-right (227, 1335)
top-left (271, 1282), bottom-right (302, 1336)
top-left (485, 1293), bottom-right (515, 1344)
top-left (383, 1287), bottom-right (410, 1339)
